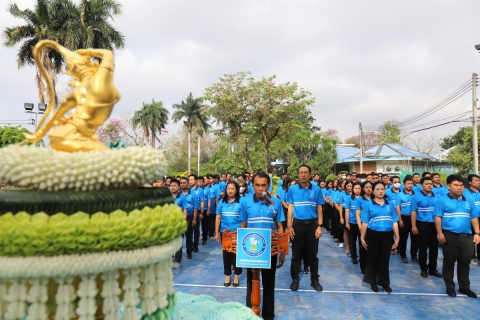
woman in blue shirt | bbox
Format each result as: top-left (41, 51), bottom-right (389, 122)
top-left (215, 181), bottom-right (242, 287)
top-left (333, 179), bottom-right (347, 247)
top-left (355, 181), bottom-right (373, 273)
top-left (345, 182), bottom-right (362, 265)
top-left (341, 180), bottom-right (354, 254)
top-left (324, 180), bottom-right (334, 234)
top-left (360, 181), bottom-right (400, 293)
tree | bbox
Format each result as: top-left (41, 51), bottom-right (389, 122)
top-left (440, 126), bottom-right (471, 150)
top-left (0, 125), bottom-right (43, 147)
top-left (345, 132), bottom-right (380, 149)
top-left (96, 118), bottom-right (126, 144)
top-left (132, 99), bottom-right (169, 148)
top-left (172, 93), bottom-right (210, 172)
top-left (402, 133), bottom-right (440, 155)
top-left (3, 0), bottom-right (125, 106)
top-left (308, 135), bottom-right (337, 178)
top-left (445, 126), bottom-right (480, 176)
top-left (323, 129), bottom-right (342, 143)
top-left (378, 120), bottom-right (402, 144)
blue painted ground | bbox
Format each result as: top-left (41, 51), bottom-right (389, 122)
top-left (172, 233), bottom-right (480, 319)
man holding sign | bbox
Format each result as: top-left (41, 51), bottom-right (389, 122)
top-left (240, 172), bottom-right (285, 320)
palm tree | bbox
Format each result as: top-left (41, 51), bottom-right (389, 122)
top-left (3, 0), bottom-right (124, 107)
top-left (132, 99), bottom-right (169, 149)
top-left (172, 93), bottom-right (210, 172)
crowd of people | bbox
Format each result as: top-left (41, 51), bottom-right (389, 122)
top-left (154, 168), bottom-right (480, 320)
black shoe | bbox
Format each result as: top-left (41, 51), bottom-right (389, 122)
top-left (202, 240), bottom-right (206, 245)
top-left (411, 257), bottom-right (419, 263)
top-left (446, 288), bottom-right (457, 297)
top-left (303, 267), bottom-right (310, 274)
top-left (370, 284), bottom-right (379, 293)
top-left (459, 288), bottom-right (477, 298)
top-left (352, 258), bottom-right (358, 264)
top-left (233, 280), bottom-right (239, 288)
top-left (224, 281), bottom-right (231, 287)
top-left (383, 285), bottom-right (392, 294)
top-left (420, 270), bottom-right (428, 278)
top-left (187, 253), bottom-right (192, 259)
top-left (401, 257), bottom-right (408, 263)
top-left (311, 280), bottom-right (323, 292)
top-left (428, 270), bottom-right (442, 278)
top-left (193, 247), bottom-right (199, 252)
top-left (290, 279), bottom-right (299, 291)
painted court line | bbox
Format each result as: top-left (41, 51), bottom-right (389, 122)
top-left (173, 283), bottom-right (463, 297)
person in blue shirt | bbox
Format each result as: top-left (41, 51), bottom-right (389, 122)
top-left (463, 174), bottom-right (480, 265)
top-left (432, 173), bottom-right (448, 197)
top-left (323, 180), bottom-right (334, 235)
top-left (333, 179), bottom-right (346, 247)
top-left (411, 176), bottom-right (442, 278)
top-left (330, 179), bottom-right (340, 242)
top-left (341, 180), bottom-right (354, 254)
top-left (355, 180), bottom-right (373, 274)
top-left (360, 181), bottom-right (400, 293)
top-left (395, 177), bottom-right (419, 263)
top-left (208, 174), bottom-right (221, 241)
top-left (287, 165), bottom-right (324, 292)
top-left (345, 182), bottom-right (362, 265)
top-left (434, 174), bottom-right (480, 298)
top-left (386, 176), bottom-right (401, 204)
top-left (215, 181), bottom-right (243, 288)
top-left (218, 173), bottom-right (227, 196)
top-left (240, 172), bottom-right (285, 320)
top-left (201, 176), bottom-right (211, 245)
top-left (170, 179), bottom-right (187, 269)
top-left (189, 174), bottom-right (205, 252)
top-left (180, 177), bottom-right (199, 259)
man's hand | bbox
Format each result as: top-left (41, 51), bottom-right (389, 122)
top-left (199, 213), bottom-right (204, 220)
top-left (288, 226), bottom-right (295, 240)
top-left (215, 233), bottom-right (220, 242)
top-left (340, 217), bottom-right (344, 225)
top-left (345, 223), bottom-right (350, 231)
top-left (315, 226), bottom-right (323, 239)
top-left (361, 237), bottom-right (368, 250)
top-left (412, 226), bottom-right (419, 235)
top-left (399, 220), bottom-right (404, 228)
top-left (474, 234), bottom-right (480, 245)
top-left (392, 238), bottom-right (399, 250)
top-left (192, 218), bottom-right (197, 227)
top-left (437, 232), bottom-right (446, 245)
top-left (277, 253), bottom-right (285, 268)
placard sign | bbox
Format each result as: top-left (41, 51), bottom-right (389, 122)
top-left (236, 228), bottom-right (271, 269)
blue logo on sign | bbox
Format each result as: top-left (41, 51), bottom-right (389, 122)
top-left (242, 232), bottom-right (267, 257)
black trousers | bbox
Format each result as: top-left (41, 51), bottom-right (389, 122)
top-left (185, 216), bottom-right (194, 254)
top-left (331, 207), bottom-right (341, 241)
top-left (417, 221), bottom-right (438, 272)
top-left (174, 234), bottom-right (184, 263)
top-left (363, 229), bottom-right (393, 287)
top-left (323, 204), bottom-right (331, 231)
top-left (222, 250), bottom-right (242, 275)
top-left (246, 255), bottom-right (278, 320)
top-left (193, 215), bottom-right (200, 248)
top-left (398, 215), bottom-right (418, 259)
top-left (208, 213), bottom-right (216, 237)
top-left (349, 223), bottom-right (361, 261)
top-left (442, 231), bottom-right (474, 291)
top-left (200, 211), bottom-right (209, 241)
top-left (290, 220), bottom-right (319, 280)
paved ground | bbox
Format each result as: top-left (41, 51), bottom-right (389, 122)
top-left (172, 232), bottom-right (480, 319)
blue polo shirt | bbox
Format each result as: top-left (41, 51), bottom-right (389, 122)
top-left (173, 192), bottom-right (186, 210)
top-left (278, 179), bottom-right (284, 189)
top-left (276, 187), bottom-right (285, 200)
top-left (190, 186), bottom-right (205, 210)
top-left (355, 195), bottom-right (371, 212)
top-left (218, 181), bottom-right (227, 194)
top-left (216, 198), bottom-right (242, 232)
top-left (413, 184), bottom-right (423, 194)
top-left (411, 191), bottom-right (437, 223)
top-left (208, 183), bottom-right (220, 214)
top-left (386, 188), bottom-right (401, 205)
top-left (248, 182), bottom-right (254, 194)
top-left (463, 188), bottom-right (480, 214)
top-left (181, 189), bottom-right (200, 216)
top-left (202, 186), bottom-right (210, 211)
top-left (345, 195), bottom-right (361, 224)
top-left (434, 194), bottom-right (479, 234)
top-left (396, 190), bottom-right (415, 216)
top-left (240, 194), bottom-right (285, 230)
top-left (286, 183), bottom-right (325, 220)
top-left (432, 184), bottom-right (449, 197)
top-left (332, 190), bottom-right (346, 205)
top-left (324, 188), bottom-right (333, 201)
top-left (360, 199), bottom-right (399, 232)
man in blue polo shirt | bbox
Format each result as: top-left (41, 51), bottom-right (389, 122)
top-left (395, 177), bottom-right (419, 263)
top-left (411, 176), bottom-right (441, 278)
top-left (287, 165), bottom-right (324, 292)
top-left (189, 174), bottom-right (204, 252)
top-left (240, 172), bottom-right (285, 320)
top-left (207, 174), bottom-right (221, 241)
top-left (432, 173), bottom-right (448, 197)
top-left (180, 177), bottom-right (199, 259)
top-left (463, 174), bottom-right (480, 265)
top-left (435, 174), bottom-right (480, 298)
top-left (170, 179), bottom-right (187, 269)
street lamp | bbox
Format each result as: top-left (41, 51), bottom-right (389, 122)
top-left (24, 103), bottom-right (46, 132)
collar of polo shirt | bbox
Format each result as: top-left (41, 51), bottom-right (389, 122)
top-left (403, 189), bottom-right (414, 195)
top-left (372, 198), bottom-right (389, 206)
top-left (299, 182), bottom-right (313, 190)
top-left (467, 187), bottom-right (479, 194)
top-left (447, 193), bottom-right (466, 201)
top-left (420, 190), bottom-right (433, 197)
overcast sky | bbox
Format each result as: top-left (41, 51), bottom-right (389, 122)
top-left (1, 0), bottom-right (479, 145)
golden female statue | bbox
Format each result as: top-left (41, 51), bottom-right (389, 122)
top-left (23, 40), bottom-right (121, 152)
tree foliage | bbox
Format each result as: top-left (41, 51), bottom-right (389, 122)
top-left (440, 126), bottom-right (470, 150)
top-left (132, 99), bottom-right (169, 149)
top-left (379, 120), bottom-right (402, 144)
top-left (0, 125), bottom-right (43, 147)
top-left (445, 126), bottom-right (480, 176)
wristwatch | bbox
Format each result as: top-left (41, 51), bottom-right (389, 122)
top-left (318, 224), bottom-right (323, 228)
top-left (474, 232), bottom-right (480, 235)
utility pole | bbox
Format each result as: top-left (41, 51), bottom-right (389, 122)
top-left (473, 73), bottom-right (478, 174)
top-left (359, 122), bottom-right (364, 173)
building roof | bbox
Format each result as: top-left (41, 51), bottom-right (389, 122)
top-left (340, 143), bottom-right (433, 163)
top-left (336, 146), bottom-right (360, 162)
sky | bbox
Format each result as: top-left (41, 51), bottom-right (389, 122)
top-left (1, 0), bottom-right (479, 145)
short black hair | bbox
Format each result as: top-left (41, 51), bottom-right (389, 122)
top-left (297, 165), bottom-right (312, 174)
top-left (170, 179), bottom-right (180, 186)
top-left (467, 174), bottom-right (480, 182)
top-left (422, 172), bottom-right (431, 177)
top-left (188, 174), bottom-right (198, 180)
top-left (252, 172), bottom-right (270, 185)
top-left (447, 174), bottom-right (465, 185)
top-left (412, 173), bottom-right (420, 178)
top-left (390, 176), bottom-right (400, 183)
top-left (180, 177), bottom-right (188, 182)
top-left (431, 173), bottom-right (440, 179)
top-left (420, 177), bottom-right (432, 185)
top-left (403, 177), bottom-right (413, 184)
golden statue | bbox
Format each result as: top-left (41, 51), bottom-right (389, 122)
top-left (22, 40), bottom-right (121, 152)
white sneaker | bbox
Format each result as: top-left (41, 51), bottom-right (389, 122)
top-left (339, 243), bottom-right (344, 248)
top-left (173, 262), bottom-right (180, 269)
top-left (472, 258), bottom-right (479, 266)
